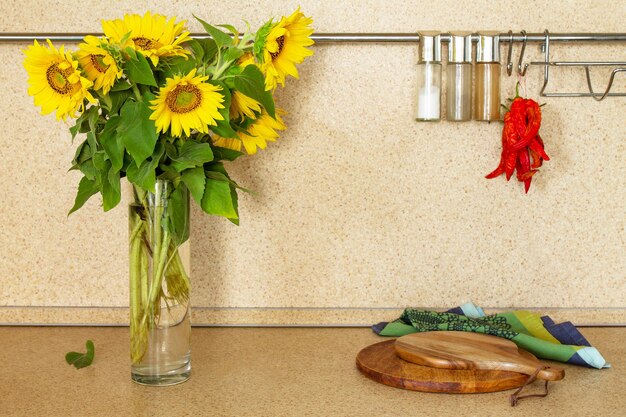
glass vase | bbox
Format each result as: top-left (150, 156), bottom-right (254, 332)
top-left (128, 180), bottom-right (191, 385)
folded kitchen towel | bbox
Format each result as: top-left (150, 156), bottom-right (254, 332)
top-left (373, 302), bottom-right (609, 369)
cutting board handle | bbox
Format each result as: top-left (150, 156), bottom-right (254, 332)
top-left (537, 366), bottom-right (565, 381)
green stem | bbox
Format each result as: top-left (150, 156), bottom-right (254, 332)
top-left (165, 244), bottom-right (190, 303)
top-left (129, 235), bottom-right (142, 326)
top-left (129, 219), bottom-right (147, 364)
top-left (140, 245), bottom-right (149, 309)
top-left (129, 218), bottom-right (143, 243)
top-left (145, 202), bottom-right (170, 318)
top-left (131, 83), bottom-right (142, 102)
top-left (148, 232), bottom-right (171, 314)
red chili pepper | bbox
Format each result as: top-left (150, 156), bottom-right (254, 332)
top-left (516, 147), bottom-right (536, 193)
top-left (485, 84), bottom-right (549, 193)
top-left (485, 119), bottom-right (507, 179)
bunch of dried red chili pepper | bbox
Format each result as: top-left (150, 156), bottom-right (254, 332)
top-left (486, 85), bottom-right (549, 193)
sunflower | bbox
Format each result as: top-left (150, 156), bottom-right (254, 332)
top-left (75, 36), bottom-right (123, 95)
top-left (150, 69), bottom-right (225, 138)
top-left (102, 12), bottom-right (190, 66)
top-left (238, 53), bottom-right (256, 68)
top-left (229, 54), bottom-right (263, 120)
top-left (230, 91), bottom-right (262, 121)
top-left (212, 111), bottom-right (286, 155)
top-left (23, 40), bottom-right (94, 120)
top-left (260, 9), bottom-right (314, 90)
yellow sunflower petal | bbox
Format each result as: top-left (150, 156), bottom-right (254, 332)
top-left (230, 91), bottom-right (262, 121)
top-left (75, 36), bottom-right (123, 95)
top-left (260, 8), bottom-right (314, 90)
top-left (212, 136), bottom-right (243, 152)
top-left (150, 70), bottom-right (224, 138)
top-left (102, 12), bottom-right (190, 66)
top-left (212, 111), bottom-right (286, 155)
top-left (23, 39), bottom-right (94, 120)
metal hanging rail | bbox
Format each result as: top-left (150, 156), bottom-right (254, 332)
top-left (1, 32), bottom-right (626, 43)
top-left (3, 31), bottom-right (624, 100)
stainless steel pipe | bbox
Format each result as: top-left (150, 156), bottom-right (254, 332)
top-left (1, 32), bottom-right (626, 43)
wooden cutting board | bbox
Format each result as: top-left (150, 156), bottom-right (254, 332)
top-left (395, 331), bottom-right (564, 381)
top-left (356, 340), bottom-right (530, 393)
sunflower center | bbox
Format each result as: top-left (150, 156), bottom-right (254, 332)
top-left (270, 36), bottom-right (285, 60)
top-left (90, 54), bottom-right (110, 73)
top-left (166, 84), bottom-right (202, 114)
top-left (46, 63), bottom-right (74, 95)
top-left (132, 37), bottom-right (159, 50)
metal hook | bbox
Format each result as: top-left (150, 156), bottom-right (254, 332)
top-left (539, 30), bottom-right (551, 96)
top-left (506, 30), bottom-right (514, 76)
top-left (517, 30), bottom-right (529, 76)
top-left (585, 66), bottom-right (626, 101)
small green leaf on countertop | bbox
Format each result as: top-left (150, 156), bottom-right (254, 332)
top-left (65, 340), bottom-right (95, 369)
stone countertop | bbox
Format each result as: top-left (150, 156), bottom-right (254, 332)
top-left (0, 326), bottom-right (623, 417)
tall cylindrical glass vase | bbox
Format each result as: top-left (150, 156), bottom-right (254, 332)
top-left (129, 180), bottom-right (191, 386)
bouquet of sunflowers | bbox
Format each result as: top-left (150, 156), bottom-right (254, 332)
top-left (23, 9), bottom-right (313, 369)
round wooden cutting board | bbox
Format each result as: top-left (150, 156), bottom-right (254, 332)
top-left (395, 331), bottom-right (564, 381)
top-left (356, 340), bottom-right (529, 393)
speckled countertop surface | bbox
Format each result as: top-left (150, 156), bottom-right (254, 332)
top-left (0, 327), bottom-right (623, 417)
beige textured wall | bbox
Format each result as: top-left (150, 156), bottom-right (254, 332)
top-left (1, 0), bottom-right (625, 325)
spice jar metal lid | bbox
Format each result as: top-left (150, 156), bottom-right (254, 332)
top-left (418, 31), bottom-right (442, 63)
top-left (476, 32), bottom-right (500, 63)
top-left (448, 31), bottom-right (472, 63)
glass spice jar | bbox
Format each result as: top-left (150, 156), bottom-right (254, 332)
top-left (474, 32), bottom-right (502, 121)
top-left (446, 32), bottom-right (473, 121)
top-left (415, 32), bottom-right (442, 121)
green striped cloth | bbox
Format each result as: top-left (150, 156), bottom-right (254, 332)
top-left (373, 303), bottom-right (608, 369)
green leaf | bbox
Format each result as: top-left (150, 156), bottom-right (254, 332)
top-left (186, 39), bottom-right (205, 61)
top-left (92, 151), bottom-right (120, 211)
top-left (109, 89), bottom-right (132, 115)
top-left (171, 142), bottom-right (214, 171)
top-left (126, 143), bottom-right (164, 192)
top-left (218, 24), bottom-right (239, 39)
top-left (86, 131), bottom-right (98, 153)
top-left (205, 163), bottom-right (240, 222)
top-left (168, 185), bottom-right (190, 247)
top-left (207, 163), bottom-right (252, 193)
top-left (194, 15), bottom-right (232, 48)
top-left (223, 46), bottom-right (244, 63)
top-left (204, 170), bottom-right (230, 182)
top-left (87, 105), bottom-right (100, 134)
top-left (124, 46), bottom-right (138, 60)
top-left (102, 166), bottom-right (121, 211)
top-left (201, 177), bottom-right (238, 219)
top-left (209, 82), bottom-right (238, 138)
top-left (199, 38), bottom-right (218, 63)
top-left (117, 97), bottom-right (158, 166)
top-left (68, 177), bottom-right (100, 215)
top-left (159, 56), bottom-right (197, 80)
top-left (233, 65), bottom-right (275, 117)
top-left (96, 90), bottom-right (113, 112)
top-left (181, 166), bottom-right (206, 205)
top-left (127, 159), bottom-right (156, 192)
top-left (71, 140), bottom-right (92, 168)
top-left (70, 109), bottom-right (91, 139)
top-left (110, 80), bottom-right (132, 91)
top-left (228, 185), bottom-right (239, 225)
top-left (99, 116), bottom-right (124, 172)
top-left (65, 340), bottom-right (95, 369)
top-left (126, 52), bottom-right (157, 86)
top-left (212, 146), bottom-right (244, 161)
top-left (92, 151), bottom-right (108, 182)
top-left (157, 165), bottom-right (181, 182)
top-left (78, 159), bottom-right (96, 181)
